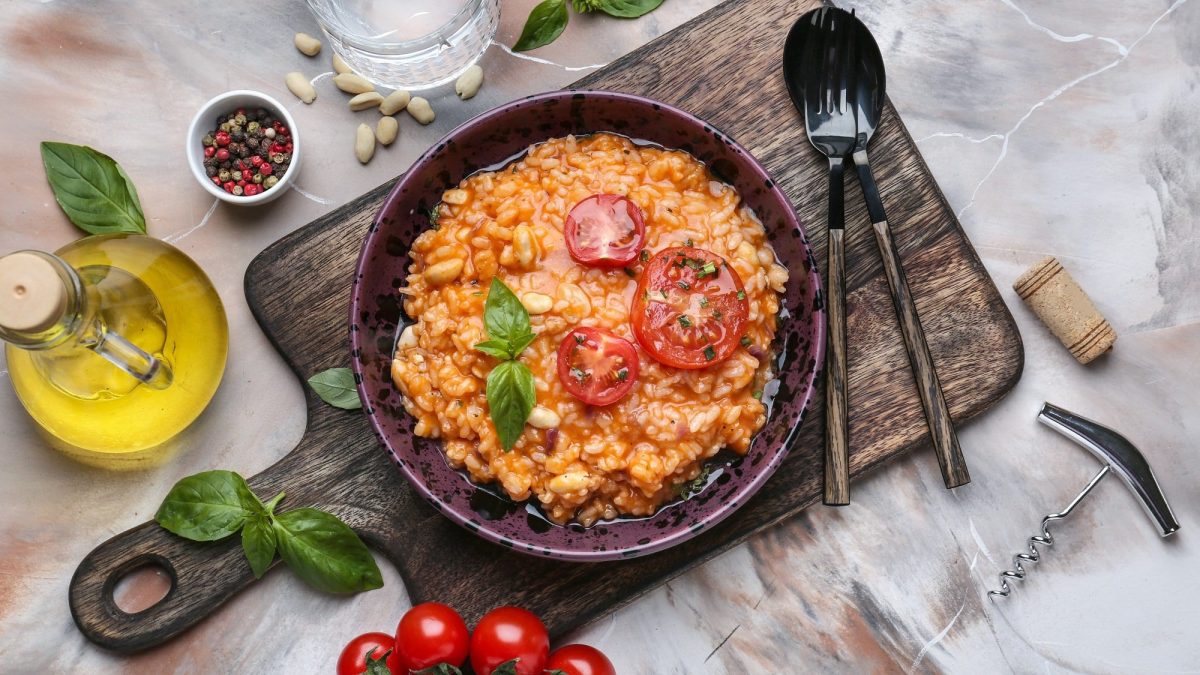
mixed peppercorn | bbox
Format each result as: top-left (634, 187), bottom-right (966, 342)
top-left (200, 108), bottom-right (292, 196)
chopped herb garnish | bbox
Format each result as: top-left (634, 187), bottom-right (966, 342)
top-left (642, 290), bottom-right (650, 301)
top-left (640, 249), bottom-right (650, 262)
top-left (472, 291), bottom-right (484, 297)
top-left (703, 345), bottom-right (716, 361)
top-left (616, 368), bottom-right (629, 382)
top-left (660, 289), bottom-right (670, 299)
top-left (736, 290), bottom-right (746, 300)
top-left (678, 315), bottom-right (693, 328)
top-left (752, 389), bottom-right (763, 400)
top-left (574, 333), bottom-right (585, 344)
top-left (623, 267), bottom-right (636, 277)
top-left (428, 205), bottom-right (441, 228)
top-left (677, 281), bottom-right (691, 291)
top-left (570, 366), bottom-right (589, 382)
top-left (712, 310), bottom-right (723, 320)
top-left (740, 335), bottom-right (752, 347)
top-left (700, 297), bottom-right (709, 308)
top-left (699, 262), bottom-right (717, 277)
top-left (686, 238), bottom-right (694, 247)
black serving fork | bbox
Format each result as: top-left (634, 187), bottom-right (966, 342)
top-left (783, 7), bottom-right (857, 505)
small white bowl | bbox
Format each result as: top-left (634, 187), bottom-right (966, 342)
top-left (185, 90), bottom-right (301, 206)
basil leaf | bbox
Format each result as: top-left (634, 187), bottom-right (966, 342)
top-left (272, 508), bottom-right (383, 593)
top-left (241, 514), bottom-right (277, 579)
top-left (482, 278), bottom-right (532, 346)
top-left (308, 367), bottom-right (363, 410)
top-left (595, 0), bottom-right (663, 18)
top-left (514, 0), bottom-right (569, 52)
top-left (39, 142), bottom-right (146, 235)
top-left (509, 332), bottom-right (537, 357)
top-left (155, 470), bottom-right (257, 541)
top-left (474, 339), bottom-right (515, 360)
top-left (486, 360), bottom-right (536, 451)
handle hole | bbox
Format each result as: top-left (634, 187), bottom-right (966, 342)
top-left (112, 562), bottom-right (173, 614)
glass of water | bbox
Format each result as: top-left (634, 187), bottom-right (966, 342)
top-left (306, 0), bottom-right (500, 90)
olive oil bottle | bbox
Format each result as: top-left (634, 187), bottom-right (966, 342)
top-left (0, 234), bottom-right (227, 466)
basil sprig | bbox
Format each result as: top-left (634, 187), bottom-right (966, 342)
top-left (39, 141), bottom-right (147, 235)
top-left (473, 278), bottom-right (538, 451)
top-left (307, 367), bottom-right (363, 410)
top-left (155, 470), bottom-right (383, 593)
top-left (514, 0), bottom-right (664, 52)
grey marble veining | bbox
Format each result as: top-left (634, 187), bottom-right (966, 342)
top-left (0, 0), bottom-right (1197, 672)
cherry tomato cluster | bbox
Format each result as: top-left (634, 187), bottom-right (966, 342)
top-left (337, 603), bottom-right (615, 675)
top-left (556, 194), bottom-right (752, 406)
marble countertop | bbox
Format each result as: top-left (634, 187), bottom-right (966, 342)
top-left (1, 0), bottom-right (1197, 672)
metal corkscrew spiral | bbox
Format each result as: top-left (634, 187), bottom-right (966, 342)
top-left (989, 403), bottom-right (1180, 599)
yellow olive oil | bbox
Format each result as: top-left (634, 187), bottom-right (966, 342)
top-left (5, 235), bottom-right (227, 465)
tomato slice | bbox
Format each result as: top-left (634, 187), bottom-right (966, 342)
top-left (564, 194), bottom-right (646, 267)
top-left (556, 326), bottom-right (640, 406)
top-left (631, 247), bottom-right (749, 369)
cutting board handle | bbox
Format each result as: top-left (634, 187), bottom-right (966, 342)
top-left (68, 518), bottom-right (256, 653)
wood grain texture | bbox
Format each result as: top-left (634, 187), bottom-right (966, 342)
top-left (824, 228), bottom-right (849, 505)
top-left (872, 219), bottom-right (970, 488)
top-left (69, 0), bottom-right (1022, 652)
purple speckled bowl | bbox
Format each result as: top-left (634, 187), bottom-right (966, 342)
top-left (350, 91), bottom-right (824, 561)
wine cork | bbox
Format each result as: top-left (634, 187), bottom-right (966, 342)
top-left (1013, 256), bottom-right (1116, 364)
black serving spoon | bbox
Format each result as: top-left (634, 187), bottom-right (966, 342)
top-left (783, 7), bottom-right (856, 505)
top-left (844, 12), bottom-right (969, 489)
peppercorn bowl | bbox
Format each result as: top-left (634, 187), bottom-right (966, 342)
top-left (185, 90), bottom-right (301, 206)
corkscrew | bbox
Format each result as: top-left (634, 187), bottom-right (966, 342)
top-left (989, 402), bottom-right (1181, 598)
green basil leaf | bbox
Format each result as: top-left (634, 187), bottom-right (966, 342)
top-left (482, 278), bottom-right (532, 347)
top-left (307, 367), bottom-right (363, 410)
top-left (272, 508), bottom-right (383, 593)
top-left (241, 514), bottom-right (277, 579)
top-left (509, 332), bottom-right (537, 357)
top-left (39, 142), bottom-right (146, 235)
top-left (595, 0), bottom-right (663, 18)
top-left (486, 360), bottom-right (536, 451)
top-left (474, 339), bottom-right (515, 360)
top-left (155, 470), bottom-right (257, 541)
top-left (513, 0), bottom-right (569, 52)
top-left (364, 648), bottom-right (394, 675)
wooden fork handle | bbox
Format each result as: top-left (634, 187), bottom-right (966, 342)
top-left (824, 227), bottom-right (850, 505)
top-left (871, 219), bottom-right (971, 489)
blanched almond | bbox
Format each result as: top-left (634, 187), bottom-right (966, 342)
top-left (348, 91), bottom-right (384, 111)
top-left (332, 53), bottom-right (351, 74)
top-left (376, 116), bottom-right (398, 146)
top-left (354, 123), bottom-right (375, 164)
top-left (406, 97), bottom-right (435, 124)
top-left (379, 90), bottom-right (412, 116)
top-left (293, 32), bottom-right (322, 56)
top-left (333, 72), bottom-right (374, 94)
top-left (455, 65), bottom-right (484, 100)
top-left (284, 72), bottom-right (316, 104)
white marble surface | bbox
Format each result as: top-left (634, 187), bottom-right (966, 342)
top-left (1, 0), bottom-right (1198, 672)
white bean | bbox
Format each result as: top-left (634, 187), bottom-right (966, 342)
top-left (527, 406), bottom-right (560, 429)
top-left (423, 259), bottom-right (464, 285)
top-left (521, 292), bottom-right (553, 315)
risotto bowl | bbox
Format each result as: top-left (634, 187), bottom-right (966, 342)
top-left (351, 91), bottom-right (824, 560)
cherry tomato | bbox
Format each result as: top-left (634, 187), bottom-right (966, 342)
top-left (337, 632), bottom-right (399, 675)
top-left (469, 606), bottom-right (550, 675)
top-left (564, 193), bottom-right (646, 267)
top-left (546, 644), bottom-right (616, 675)
top-left (394, 602), bottom-right (470, 672)
top-left (631, 247), bottom-right (749, 369)
top-left (556, 326), bottom-right (640, 406)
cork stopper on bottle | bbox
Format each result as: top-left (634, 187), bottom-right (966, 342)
top-left (0, 252), bottom-right (68, 333)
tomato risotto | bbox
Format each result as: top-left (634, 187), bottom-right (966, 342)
top-left (390, 133), bottom-right (789, 525)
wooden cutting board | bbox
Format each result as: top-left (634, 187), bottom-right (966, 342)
top-left (69, 0), bottom-right (1022, 652)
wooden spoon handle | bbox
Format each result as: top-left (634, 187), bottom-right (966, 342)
top-left (871, 219), bottom-right (970, 488)
top-left (68, 519), bottom-right (258, 653)
top-left (823, 156), bottom-right (850, 506)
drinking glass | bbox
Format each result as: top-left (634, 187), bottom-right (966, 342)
top-left (306, 0), bottom-right (500, 90)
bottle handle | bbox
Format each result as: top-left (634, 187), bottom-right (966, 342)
top-left (89, 325), bottom-right (173, 390)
